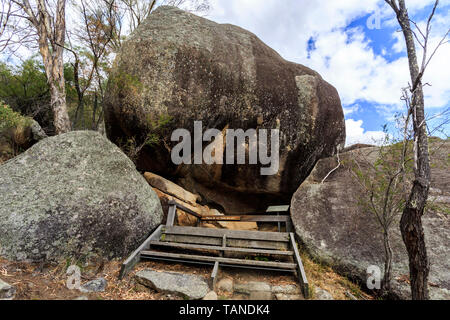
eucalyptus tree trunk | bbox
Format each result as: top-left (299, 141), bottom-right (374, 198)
top-left (39, 0), bottom-right (71, 134)
top-left (45, 53), bottom-right (71, 134)
top-left (19, 0), bottom-right (71, 134)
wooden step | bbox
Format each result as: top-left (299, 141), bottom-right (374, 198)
top-left (140, 250), bottom-right (297, 270)
top-left (150, 241), bottom-right (294, 256)
top-left (119, 203), bottom-right (309, 298)
top-left (163, 226), bottom-right (290, 242)
top-left (163, 234), bottom-right (289, 250)
top-left (200, 215), bottom-right (291, 223)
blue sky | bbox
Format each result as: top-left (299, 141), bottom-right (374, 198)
top-left (207, 0), bottom-right (450, 145)
top-left (2, 1), bottom-right (448, 145)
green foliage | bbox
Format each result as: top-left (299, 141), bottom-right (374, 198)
top-left (63, 62), bottom-right (78, 103)
top-left (0, 59), bottom-right (49, 108)
top-left (349, 127), bottom-right (414, 230)
top-left (0, 58), bottom-right (53, 132)
top-left (118, 113), bottom-right (174, 163)
top-left (0, 59), bottom-right (48, 102)
top-left (0, 55), bottom-right (108, 133)
top-left (253, 256), bottom-right (270, 262)
top-left (0, 103), bottom-right (32, 131)
top-left (64, 45), bottom-right (112, 131)
top-left (0, 103), bottom-right (33, 161)
top-left (109, 70), bottom-right (143, 100)
top-left (145, 113), bottom-right (174, 148)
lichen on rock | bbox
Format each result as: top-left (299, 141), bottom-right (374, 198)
top-left (0, 131), bottom-right (163, 262)
top-left (104, 6), bottom-right (346, 212)
top-left (291, 140), bottom-right (450, 300)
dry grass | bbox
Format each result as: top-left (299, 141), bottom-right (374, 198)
top-left (0, 257), bottom-right (178, 300)
top-left (299, 250), bottom-right (373, 300)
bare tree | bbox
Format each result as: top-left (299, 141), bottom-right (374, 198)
top-left (385, 0), bottom-right (449, 300)
top-left (67, 0), bottom-right (210, 131)
top-left (349, 118), bottom-right (414, 297)
top-left (119, 0), bottom-right (156, 32)
top-left (66, 0), bottom-right (122, 130)
top-left (3, 0), bottom-right (71, 134)
top-left (0, 1), bottom-right (13, 51)
top-left (0, 1), bottom-right (36, 53)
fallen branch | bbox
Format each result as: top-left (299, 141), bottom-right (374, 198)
top-left (321, 150), bottom-right (341, 184)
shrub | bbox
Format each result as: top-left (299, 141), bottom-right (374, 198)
top-left (0, 102), bottom-right (33, 161)
top-left (0, 102), bottom-right (32, 132)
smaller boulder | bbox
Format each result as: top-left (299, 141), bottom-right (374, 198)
top-left (314, 287), bottom-right (334, 300)
top-left (136, 269), bottom-right (210, 300)
top-left (0, 278), bottom-right (15, 300)
top-left (80, 278), bottom-right (107, 293)
top-left (275, 293), bottom-right (303, 300)
top-left (203, 291), bottom-right (218, 300)
top-left (30, 120), bottom-right (48, 141)
top-left (291, 140), bottom-right (450, 299)
top-left (0, 131), bottom-right (163, 262)
top-left (271, 285), bottom-right (300, 295)
top-left (234, 281), bottom-right (271, 295)
top-left (217, 278), bottom-right (234, 293)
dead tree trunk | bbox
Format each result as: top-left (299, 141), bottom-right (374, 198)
top-left (382, 231), bottom-right (393, 295)
top-left (386, 0), bottom-right (432, 300)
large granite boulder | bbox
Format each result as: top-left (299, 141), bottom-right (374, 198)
top-left (291, 140), bottom-right (450, 299)
top-left (104, 6), bottom-right (345, 212)
top-left (0, 131), bottom-right (163, 262)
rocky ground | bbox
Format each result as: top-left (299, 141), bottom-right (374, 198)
top-left (1, 132), bottom-right (446, 300)
top-left (0, 131), bottom-right (373, 301)
top-left (0, 248), bottom-right (373, 301)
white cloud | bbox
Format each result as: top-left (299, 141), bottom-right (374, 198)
top-left (305, 28), bottom-right (411, 107)
top-left (343, 104), bottom-right (360, 116)
top-left (209, 0), bottom-right (380, 61)
top-left (345, 119), bottom-right (386, 146)
top-left (392, 32), bottom-right (406, 53)
top-left (208, 0), bottom-right (450, 119)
